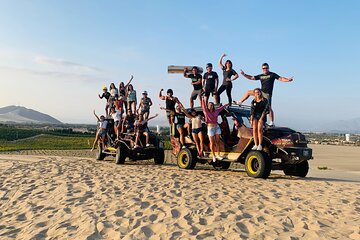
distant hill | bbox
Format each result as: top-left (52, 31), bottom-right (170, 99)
top-left (311, 118), bottom-right (360, 133)
top-left (0, 105), bottom-right (62, 124)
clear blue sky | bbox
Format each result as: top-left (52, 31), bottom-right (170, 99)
top-left (0, 0), bottom-right (359, 129)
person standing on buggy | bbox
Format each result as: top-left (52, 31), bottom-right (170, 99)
top-left (108, 83), bottom-right (119, 112)
top-left (183, 66), bottom-right (203, 108)
top-left (202, 63), bottom-right (219, 105)
top-left (217, 53), bottom-right (239, 105)
top-left (110, 106), bottom-right (122, 139)
top-left (138, 91), bottom-right (152, 119)
top-left (250, 88), bottom-right (269, 151)
top-left (91, 110), bottom-right (108, 151)
top-left (180, 105), bottom-right (205, 157)
top-left (134, 113), bottom-right (159, 148)
top-left (119, 75), bottom-right (134, 111)
top-left (98, 86), bottom-right (111, 116)
top-left (200, 96), bottom-right (228, 162)
top-left (158, 88), bottom-right (179, 125)
top-left (126, 84), bottom-right (137, 113)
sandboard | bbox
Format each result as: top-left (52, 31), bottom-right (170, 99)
top-left (168, 65), bottom-right (203, 74)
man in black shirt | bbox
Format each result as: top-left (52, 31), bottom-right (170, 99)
top-left (184, 66), bottom-right (203, 108)
top-left (202, 63), bottom-right (219, 104)
top-left (236, 63), bottom-right (293, 127)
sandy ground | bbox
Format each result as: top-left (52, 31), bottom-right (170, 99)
top-left (0, 145), bottom-right (359, 239)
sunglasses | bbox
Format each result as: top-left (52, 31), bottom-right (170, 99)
top-left (262, 67), bottom-right (269, 70)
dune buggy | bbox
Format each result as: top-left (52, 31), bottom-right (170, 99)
top-left (95, 118), bottom-right (165, 165)
top-left (170, 105), bottom-right (313, 178)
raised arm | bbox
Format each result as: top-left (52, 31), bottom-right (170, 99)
top-left (219, 53), bottom-right (226, 69)
top-left (93, 110), bottom-right (100, 121)
top-left (240, 70), bottom-right (256, 80)
top-left (159, 89), bottom-right (166, 100)
top-left (124, 75), bottom-right (134, 88)
top-left (183, 68), bottom-right (189, 78)
top-left (278, 76), bottom-right (294, 82)
top-left (146, 113), bottom-right (159, 122)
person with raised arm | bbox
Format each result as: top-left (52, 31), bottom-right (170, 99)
top-left (137, 90), bottom-right (153, 119)
top-left (200, 96), bottom-right (228, 162)
top-left (184, 66), bottom-right (203, 108)
top-left (98, 86), bottom-right (111, 116)
top-left (91, 110), bottom-right (108, 151)
top-left (180, 105), bottom-right (204, 157)
top-left (217, 53), bottom-right (239, 105)
top-left (119, 75), bottom-right (133, 111)
top-left (126, 84), bottom-right (137, 113)
top-left (133, 113), bottom-right (159, 148)
top-left (250, 88), bottom-right (269, 151)
top-left (236, 63), bottom-right (293, 127)
top-left (159, 88), bottom-right (179, 125)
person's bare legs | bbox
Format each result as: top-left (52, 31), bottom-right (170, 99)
top-left (238, 90), bottom-right (254, 104)
top-left (91, 133), bottom-right (100, 151)
top-left (215, 134), bottom-right (221, 156)
top-left (252, 120), bottom-right (259, 147)
top-left (269, 105), bottom-right (274, 124)
top-left (190, 97), bottom-right (194, 109)
top-left (101, 135), bottom-right (106, 150)
top-left (198, 131), bottom-right (204, 155)
top-left (209, 135), bottom-right (216, 158)
top-left (178, 127), bottom-right (185, 146)
top-left (213, 93), bottom-right (219, 104)
top-left (192, 133), bottom-right (200, 155)
top-left (258, 120), bottom-right (264, 146)
top-left (144, 132), bottom-right (149, 145)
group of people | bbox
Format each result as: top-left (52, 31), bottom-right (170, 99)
top-left (91, 76), bottom-right (159, 151)
top-left (92, 53), bottom-right (294, 159)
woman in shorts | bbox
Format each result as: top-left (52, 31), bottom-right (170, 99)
top-left (91, 110), bottom-right (108, 151)
top-left (134, 113), bottom-right (159, 148)
top-left (110, 106), bottom-right (121, 139)
top-left (201, 96), bottom-right (228, 162)
top-left (250, 88), bottom-right (269, 151)
top-left (181, 106), bottom-right (204, 157)
top-left (126, 84), bottom-right (137, 113)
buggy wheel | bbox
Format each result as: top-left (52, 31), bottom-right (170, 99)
top-left (283, 160), bottom-right (309, 177)
top-left (177, 148), bottom-right (197, 169)
top-left (212, 161), bottom-right (231, 170)
top-left (115, 143), bottom-right (127, 164)
top-left (245, 151), bottom-right (272, 179)
top-left (95, 143), bottom-right (106, 160)
top-left (154, 148), bottom-right (165, 165)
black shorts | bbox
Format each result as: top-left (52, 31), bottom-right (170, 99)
top-left (205, 86), bottom-right (216, 97)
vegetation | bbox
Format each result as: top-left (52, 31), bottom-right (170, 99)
top-left (0, 134), bottom-right (93, 152)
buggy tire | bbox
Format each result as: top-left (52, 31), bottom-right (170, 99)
top-left (95, 144), bottom-right (106, 160)
top-left (283, 160), bottom-right (309, 177)
top-left (245, 151), bottom-right (272, 179)
top-left (212, 161), bottom-right (231, 170)
top-left (177, 148), bottom-right (197, 169)
top-left (154, 148), bottom-right (165, 165)
top-left (115, 143), bottom-right (127, 164)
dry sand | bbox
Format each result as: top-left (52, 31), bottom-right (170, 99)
top-left (0, 145), bottom-right (359, 239)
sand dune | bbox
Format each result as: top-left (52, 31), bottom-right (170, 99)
top-left (0, 147), bottom-right (359, 239)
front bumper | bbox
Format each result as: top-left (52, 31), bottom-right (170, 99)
top-left (283, 147), bottom-right (313, 162)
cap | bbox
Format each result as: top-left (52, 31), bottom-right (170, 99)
top-left (102, 86), bottom-right (108, 90)
top-left (142, 91), bottom-right (148, 95)
top-left (206, 63), bottom-right (213, 68)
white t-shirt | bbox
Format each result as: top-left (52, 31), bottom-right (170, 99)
top-left (110, 88), bottom-right (119, 97)
top-left (111, 110), bottom-right (121, 122)
top-left (98, 120), bottom-right (108, 129)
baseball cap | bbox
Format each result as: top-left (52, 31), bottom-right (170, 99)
top-left (206, 63), bottom-right (213, 68)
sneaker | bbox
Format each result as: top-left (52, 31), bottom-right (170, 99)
top-left (257, 145), bottom-right (263, 151)
top-left (181, 145), bottom-right (186, 149)
top-left (146, 144), bottom-right (150, 147)
top-left (134, 145), bottom-right (139, 149)
top-left (212, 156), bottom-right (216, 162)
top-left (216, 155), bottom-right (223, 160)
top-left (251, 145), bottom-right (258, 150)
top-left (268, 122), bottom-right (275, 127)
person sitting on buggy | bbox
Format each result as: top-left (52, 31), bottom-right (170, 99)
top-left (134, 113), bottom-right (159, 148)
top-left (137, 90), bottom-right (153, 119)
top-left (98, 86), bottom-right (111, 116)
top-left (91, 110), bottom-right (108, 151)
top-left (158, 88), bottom-right (179, 125)
top-left (250, 88), bottom-right (269, 151)
top-left (110, 106), bottom-right (122, 139)
top-left (122, 109), bottom-right (136, 134)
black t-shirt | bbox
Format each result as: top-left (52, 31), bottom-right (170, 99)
top-left (100, 92), bottom-right (111, 100)
top-left (176, 112), bottom-right (186, 125)
top-left (254, 72), bottom-right (280, 95)
top-left (222, 67), bottom-right (237, 86)
top-left (251, 98), bottom-right (269, 116)
top-left (166, 97), bottom-right (176, 111)
top-left (187, 73), bottom-right (202, 90)
top-left (203, 71), bottom-right (218, 89)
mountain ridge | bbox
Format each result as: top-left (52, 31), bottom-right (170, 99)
top-left (0, 105), bottom-right (62, 124)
